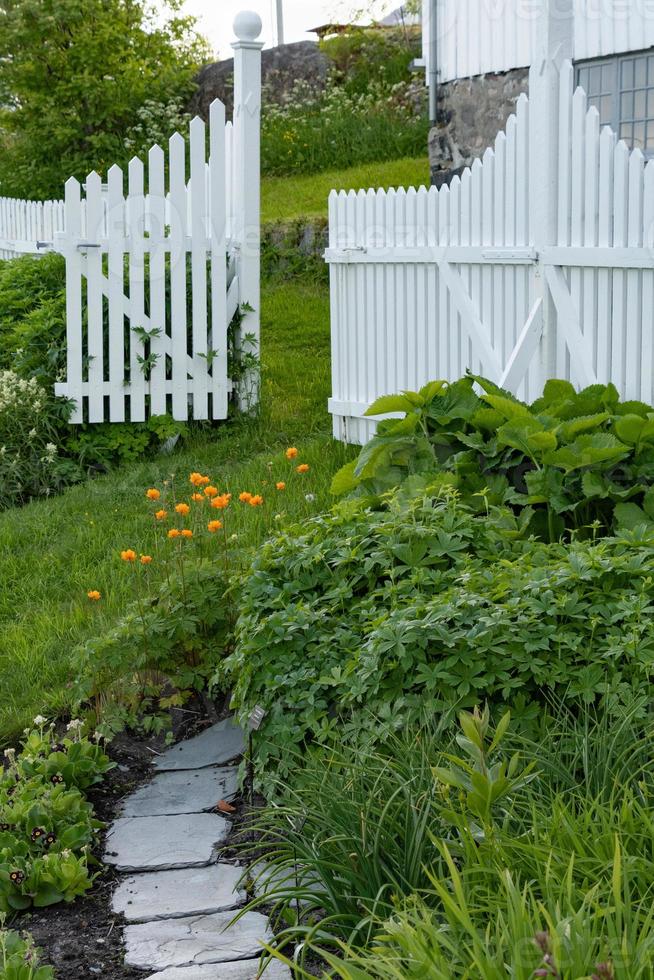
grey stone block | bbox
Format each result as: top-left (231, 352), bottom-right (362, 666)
top-left (104, 813), bottom-right (229, 872)
top-left (121, 766), bottom-right (239, 818)
top-left (143, 959), bottom-right (291, 979)
top-left (124, 911), bottom-right (271, 971)
top-left (154, 718), bottom-right (245, 772)
top-left (112, 864), bottom-right (245, 923)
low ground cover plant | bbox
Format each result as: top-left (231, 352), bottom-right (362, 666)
top-left (251, 703), bottom-right (654, 978)
top-left (333, 376), bottom-right (654, 541)
top-left (0, 719), bottom-right (112, 913)
top-left (224, 484), bottom-right (654, 787)
top-left (0, 922), bottom-right (53, 980)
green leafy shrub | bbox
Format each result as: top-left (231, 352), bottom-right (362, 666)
top-left (252, 704), bottom-right (654, 978)
top-left (320, 27), bottom-right (421, 96)
top-left (0, 924), bottom-right (53, 980)
top-left (333, 376), bottom-right (654, 541)
top-left (261, 78), bottom-right (428, 178)
top-left (223, 488), bottom-right (654, 786)
top-left (0, 720), bottom-right (112, 912)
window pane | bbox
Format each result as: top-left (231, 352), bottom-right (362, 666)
top-left (646, 122), bottom-right (654, 154)
top-left (649, 55), bottom-right (654, 85)
top-left (622, 59), bottom-right (634, 89)
top-left (622, 92), bottom-right (634, 119)
top-left (635, 56), bottom-right (648, 88)
top-left (589, 65), bottom-right (602, 94)
top-left (578, 67), bottom-right (589, 92)
top-left (635, 89), bottom-right (647, 119)
top-left (633, 121), bottom-right (646, 149)
top-left (602, 63), bottom-right (615, 91)
top-left (600, 94), bottom-right (613, 125)
top-left (620, 122), bottom-right (634, 143)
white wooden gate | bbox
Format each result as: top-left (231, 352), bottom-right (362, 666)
top-left (327, 0), bottom-right (654, 444)
top-left (0, 11), bottom-right (262, 423)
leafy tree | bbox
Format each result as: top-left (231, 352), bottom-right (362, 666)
top-left (0, 0), bottom-right (210, 199)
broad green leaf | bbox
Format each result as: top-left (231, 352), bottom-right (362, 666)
top-left (496, 417), bottom-right (557, 459)
top-left (418, 380), bottom-right (448, 403)
top-left (614, 502), bottom-right (654, 530)
top-left (613, 413), bottom-right (646, 445)
top-left (539, 379), bottom-right (576, 405)
top-left (471, 406), bottom-right (504, 433)
top-left (330, 459), bottom-right (359, 496)
top-left (427, 379), bottom-right (481, 425)
top-left (542, 433), bottom-right (629, 473)
top-left (614, 399), bottom-right (652, 418)
top-left (481, 393), bottom-right (531, 420)
top-left (364, 393), bottom-right (418, 417)
top-left (643, 486), bottom-right (654, 520)
top-left (556, 413), bottom-right (610, 442)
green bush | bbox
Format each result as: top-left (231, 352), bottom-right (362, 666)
top-left (0, 720), bottom-right (112, 912)
top-left (320, 27), bottom-right (421, 96)
top-left (334, 376), bottom-right (654, 541)
top-left (222, 488), bottom-right (654, 787)
top-left (251, 705), bottom-right (654, 978)
top-left (0, 924), bottom-right (53, 980)
top-left (261, 79), bottom-right (428, 177)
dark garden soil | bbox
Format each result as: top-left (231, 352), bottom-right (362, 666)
top-left (23, 699), bottom-right (250, 980)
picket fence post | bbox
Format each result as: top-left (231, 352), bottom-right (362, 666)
top-left (529, 0), bottom-right (574, 391)
top-left (232, 10), bottom-right (263, 412)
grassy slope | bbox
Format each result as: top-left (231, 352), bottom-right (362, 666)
top-left (261, 156), bottom-right (430, 223)
top-left (0, 280), bottom-right (351, 741)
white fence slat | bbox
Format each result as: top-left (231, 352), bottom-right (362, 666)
top-left (210, 99), bottom-right (229, 420)
top-left (85, 172), bottom-right (105, 423)
top-left (128, 157), bottom-right (146, 422)
top-left (596, 126), bottom-right (615, 384)
top-left (107, 164), bottom-right (126, 422)
top-left (190, 116), bottom-right (209, 420)
top-left (642, 161), bottom-right (654, 400)
top-left (63, 178), bottom-right (83, 423)
top-left (147, 144), bottom-right (168, 417)
top-left (626, 149), bottom-right (644, 400)
top-left (169, 131), bottom-right (189, 421)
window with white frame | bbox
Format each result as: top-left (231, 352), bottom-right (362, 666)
top-left (576, 50), bottom-right (654, 155)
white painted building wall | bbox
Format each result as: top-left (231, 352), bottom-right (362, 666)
top-left (423, 0), bottom-right (654, 83)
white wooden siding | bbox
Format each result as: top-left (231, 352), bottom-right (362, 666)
top-left (423, 0), bottom-right (654, 83)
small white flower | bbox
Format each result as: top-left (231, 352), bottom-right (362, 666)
top-left (66, 718), bottom-right (83, 732)
top-left (305, 493), bottom-right (315, 502)
top-left (33, 715), bottom-right (47, 726)
top-left (3, 748), bottom-right (15, 761)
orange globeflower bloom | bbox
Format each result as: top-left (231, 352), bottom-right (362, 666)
top-left (191, 493), bottom-right (204, 503)
top-left (168, 529), bottom-right (181, 539)
top-left (140, 555), bottom-right (153, 565)
top-left (285, 447), bottom-right (298, 460)
top-left (155, 509), bottom-right (168, 520)
top-left (175, 502), bottom-right (190, 516)
top-left (87, 590), bottom-right (101, 601)
top-left (276, 482), bottom-right (286, 491)
top-left (211, 494), bottom-right (231, 510)
top-left (239, 492), bottom-right (252, 503)
top-left (208, 519), bottom-right (223, 533)
top-left (249, 494), bottom-right (264, 507)
top-left (204, 485), bottom-right (219, 498)
top-left (181, 528), bottom-right (193, 539)
top-left (189, 472), bottom-right (203, 486)
top-left (296, 463), bottom-right (310, 473)
top-left (120, 549), bottom-right (137, 562)
top-left (198, 475), bottom-right (210, 486)
top-left (146, 488), bottom-right (161, 501)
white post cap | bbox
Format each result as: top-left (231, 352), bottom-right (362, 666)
top-left (233, 10), bottom-right (263, 43)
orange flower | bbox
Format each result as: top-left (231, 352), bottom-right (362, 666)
top-left (155, 509), bottom-right (168, 521)
top-left (239, 492), bottom-right (252, 503)
top-left (181, 528), bottom-right (193, 539)
top-left (285, 447), bottom-right (298, 459)
top-left (175, 503), bottom-right (190, 516)
top-left (145, 488), bottom-right (160, 501)
top-left (191, 493), bottom-right (204, 503)
top-left (120, 549), bottom-right (137, 562)
top-left (204, 485), bottom-right (219, 498)
top-left (276, 482), bottom-right (286, 491)
top-left (189, 472), bottom-right (203, 486)
top-left (198, 475), bottom-right (210, 486)
top-left (140, 555), bottom-right (152, 565)
top-left (87, 590), bottom-right (101, 601)
top-left (167, 529), bottom-right (181, 539)
top-left (208, 519), bottom-right (223, 533)
top-left (211, 494), bottom-right (231, 510)
top-left (249, 494), bottom-right (264, 507)
top-left (296, 464), bottom-right (310, 474)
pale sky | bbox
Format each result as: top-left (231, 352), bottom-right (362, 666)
top-left (180, 0), bottom-right (388, 59)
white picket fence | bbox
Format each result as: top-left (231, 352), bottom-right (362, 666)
top-left (0, 198), bottom-right (65, 260)
top-left (0, 11), bottom-right (263, 424)
top-left (327, 1), bottom-right (654, 444)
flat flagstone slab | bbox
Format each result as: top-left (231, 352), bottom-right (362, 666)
top-left (153, 718), bottom-right (245, 772)
top-left (121, 766), bottom-right (239, 818)
top-left (105, 814), bottom-right (228, 872)
top-left (144, 960), bottom-right (292, 979)
top-left (124, 910), bottom-right (271, 972)
top-left (112, 864), bottom-right (245, 923)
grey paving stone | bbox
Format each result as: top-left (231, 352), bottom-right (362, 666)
top-left (121, 766), bottom-right (239, 818)
top-left (104, 814), bottom-right (229, 872)
top-left (112, 864), bottom-right (245, 923)
top-left (124, 910), bottom-right (271, 972)
top-left (143, 960), bottom-right (291, 979)
top-left (154, 718), bottom-right (245, 772)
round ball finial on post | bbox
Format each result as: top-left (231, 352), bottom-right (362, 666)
top-left (233, 10), bottom-right (263, 43)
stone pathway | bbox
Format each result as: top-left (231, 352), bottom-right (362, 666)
top-left (105, 717), bottom-right (290, 979)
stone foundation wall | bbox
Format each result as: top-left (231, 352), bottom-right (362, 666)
top-left (428, 67), bottom-right (529, 186)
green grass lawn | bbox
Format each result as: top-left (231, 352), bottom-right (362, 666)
top-left (261, 156), bottom-right (430, 223)
top-left (0, 280), bottom-right (352, 742)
